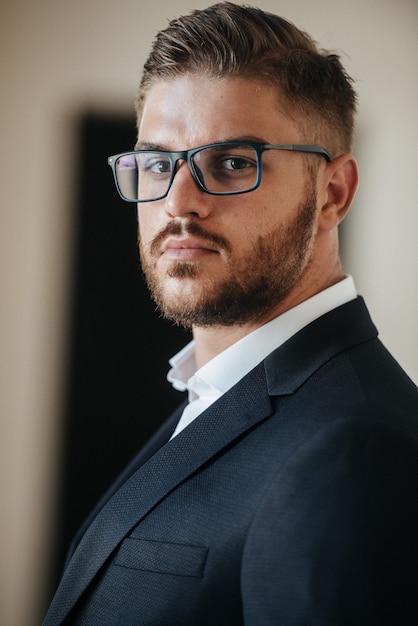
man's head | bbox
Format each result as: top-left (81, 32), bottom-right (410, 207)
top-left (131, 4), bottom-right (359, 332)
top-left (136, 2), bottom-right (357, 159)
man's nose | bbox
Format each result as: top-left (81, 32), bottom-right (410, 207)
top-left (164, 160), bottom-right (213, 219)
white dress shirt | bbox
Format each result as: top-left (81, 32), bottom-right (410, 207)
top-left (168, 276), bottom-right (357, 439)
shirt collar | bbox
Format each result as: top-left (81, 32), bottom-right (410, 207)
top-left (167, 275), bottom-right (357, 399)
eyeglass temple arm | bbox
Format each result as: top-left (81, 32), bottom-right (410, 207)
top-left (265, 144), bottom-right (331, 162)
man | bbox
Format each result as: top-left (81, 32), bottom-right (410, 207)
top-left (44, 3), bottom-right (418, 624)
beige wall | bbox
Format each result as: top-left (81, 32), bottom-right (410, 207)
top-left (1, 1), bottom-right (417, 624)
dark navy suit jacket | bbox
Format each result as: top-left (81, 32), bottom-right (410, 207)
top-left (44, 297), bottom-right (418, 625)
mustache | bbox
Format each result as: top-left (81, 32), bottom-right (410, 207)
top-left (146, 220), bottom-right (232, 257)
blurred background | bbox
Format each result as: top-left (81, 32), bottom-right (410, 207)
top-left (1, 0), bottom-right (417, 624)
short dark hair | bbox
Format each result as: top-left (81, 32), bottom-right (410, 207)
top-left (136, 2), bottom-right (357, 157)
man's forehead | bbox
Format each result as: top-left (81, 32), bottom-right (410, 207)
top-left (137, 75), bottom-right (298, 146)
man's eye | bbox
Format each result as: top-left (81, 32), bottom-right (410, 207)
top-left (139, 156), bottom-right (172, 175)
top-left (221, 157), bottom-right (253, 171)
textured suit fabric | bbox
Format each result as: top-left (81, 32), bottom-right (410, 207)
top-left (44, 297), bottom-right (418, 625)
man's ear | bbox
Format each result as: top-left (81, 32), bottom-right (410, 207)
top-left (318, 154), bottom-right (359, 231)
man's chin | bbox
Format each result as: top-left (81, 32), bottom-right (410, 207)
top-left (147, 277), bottom-right (201, 325)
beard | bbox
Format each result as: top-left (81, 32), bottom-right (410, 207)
top-left (139, 183), bottom-right (318, 330)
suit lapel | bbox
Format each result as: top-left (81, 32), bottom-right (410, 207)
top-left (44, 365), bottom-right (273, 625)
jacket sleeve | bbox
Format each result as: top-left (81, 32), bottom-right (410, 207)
top-left (241, 417), bottom-right (418, 626)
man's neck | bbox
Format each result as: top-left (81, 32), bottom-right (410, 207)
top-left (192, 297), bottom-right (305, 369)
top-left (192, 323), bottom-right (259, 370)
top-left (192, 268), bottom-right (346, 369)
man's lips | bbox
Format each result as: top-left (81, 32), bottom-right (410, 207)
top-left (160, 236), bottom-right (219, 260)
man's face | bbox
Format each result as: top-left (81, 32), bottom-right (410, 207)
top-left (137, 76), bottom-right (320, 329)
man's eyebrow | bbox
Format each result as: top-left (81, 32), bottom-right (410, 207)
top-left (226, 135), bottom-right (267, 144)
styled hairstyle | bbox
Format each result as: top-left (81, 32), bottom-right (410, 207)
top-left (136, 2), bottom-right (357, 157)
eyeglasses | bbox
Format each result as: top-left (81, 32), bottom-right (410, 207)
top-left (107, 141), bottom-right (331, 203)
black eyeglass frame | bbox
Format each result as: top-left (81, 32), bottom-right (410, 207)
top-left (107, 141), bottom-right (331, 203)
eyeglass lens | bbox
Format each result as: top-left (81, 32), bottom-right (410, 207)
top-left (114, 144), bottom-right (259, 201)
